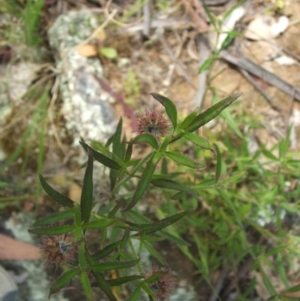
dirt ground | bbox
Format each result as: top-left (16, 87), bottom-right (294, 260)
top-left (1, 0), bottom-right (300, 300)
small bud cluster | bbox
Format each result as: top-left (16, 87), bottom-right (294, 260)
top-left (136, 108), bottom-right (170, 139)
top-left (40, 234), bottom-right (76, 267)
top-left (144, 266), bottom-right (176, 300)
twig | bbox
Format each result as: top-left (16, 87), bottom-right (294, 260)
top-left (222, 256), bottom-right (253, 299)
top-left (143, 0), bottom-right (151, 37)
top-left (208, 264), bottom-right (229, 301)
top-left (239, 68), bottom-right (281, 113)
top-left (163, 30), bottom-right (188, 88)
top-left (181, 0), bottom-right (209, 33)
top-left (219, 50), bottom-right (300, 102)
top-left (196, 34), bottom-right (210, 109)
top-left (76, 8), bottom-right (118, 47)
top-left (115, 18), bottom-right (192, 35)
top-left (48, 76), bottom-right (67, 155)
top-left (160, 34), bottom-right (197, 90)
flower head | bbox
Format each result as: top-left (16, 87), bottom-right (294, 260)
top-left (136, 108), bottom-right (170, 139)
top-left (40, 234), bottom-right (76, 267)
top-left (144, 266), bottom-right (176, 300)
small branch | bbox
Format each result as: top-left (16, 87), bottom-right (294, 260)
top-left (160, 34), bottom-right (197, 90)
top-left (196, 34), bottom-right (210, 109)
top-left (219, 50), bottom-right (300, 102)
top-left (239, 68), bottom-right (281, 113)
top-left (143, 0), bottom-right (152, 37)
top-left (207, 264), bottom-right (229, 301)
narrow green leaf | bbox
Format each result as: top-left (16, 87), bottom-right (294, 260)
top-left (31, 209), bottom-right (74, 227)
top-left (90, 257), bottom-right (140, 272)
top-left (92, 241), bottom-right (121, 261)
top-left (130, 134), bottom-right (159, 149)
top-left (85, 251), bottom-right (118, 301)
top-left (159, 230), bottom-right (190, 246)
top-left (120, 229), bottom-right (130, 249)
top-left (39, 174), bottom-right (74, 208)
top-left (150, 93), bottom-right (177, 130)
top-left (125, 143), bottom-right (133, 163)
top-left (81, 150), bottom-right (93, 223)
top-left (223, 0), bottom-right (247, 20)
top-left (49, 268), bottom-right (78, 297)
top-left (265, 246), bottom-right (286, 257)
top-left (214, 143), bottom-right (222, 184)
top-left (185, 92), bottom-right (242, 132)
top-left (112, 118), bottom-right (123, 158)
top-left (203, 2), bottom-right (216, 28)
top-left (220, 34), bottom-right (235, 51)
top-left (219, 191), bottom-right (244, 229)
top-left (151, 178), bottom-right (199, 201)
top-left (110, 119), bottom-right (123, 190)
top-left (143, 241), bottom-right (166, 265)
top-left (141, 282), bottom-right (156, 298)
top-left (221, 108), bottom-right (243, 138)
top-left (83, 218), bottom-right (117, 229)
top-left (179, 108), bottom-right (199, 130)
top-left (144, 271), bottom-right (165, 284)
top-left (184, 132), bottom-right (211, 150)
top-left (199, 57), bottom-right (214, 73)
top-left (259, 263), bottom-right (277, 296)
top-left (165, 151), bottom-right (204, 169)
top-left (217, 170), bottom-right (246, 186)
top-left (159, 136), bottom-right (173, 152)
top-left (161, 157), bottom-right (168, 174)
top-left (127, 211), bottom-right (188, 234)
top-left (262, 148), bottom-right (279, 161)
top-left (29, 225), bottom-right (75, 235)
top-left (125, 286), bottom-right (141, 301)
top-left (284, 284), bottom-right (300, 293)
top-left (80, 139), bottom-right (122, 170)
top-left (108, 199), bottom-right (126, 218)
top-left (74, 204), bottom-right (81, 227)
top-left (107, 275), bottom-right (142, 286)
top-left (81, 270), bottom-right (92, 301)
top-left (122, 153), bottom-right (160, 212)
top-left (92, 271), bottom-right (118, 301)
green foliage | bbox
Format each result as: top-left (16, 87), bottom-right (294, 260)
top-left (23, 0), bottom-right (45, 47)
top-left (31, 91), bottom-right (245, 300)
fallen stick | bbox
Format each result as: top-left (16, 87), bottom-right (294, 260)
top-left (219, 50), bottom-right (300, 102)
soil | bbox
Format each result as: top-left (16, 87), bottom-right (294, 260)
top-left (1, 0), bottom-right (300, 300)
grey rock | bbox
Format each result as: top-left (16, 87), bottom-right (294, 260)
top-left (48, 10), bottom-right (117, 148)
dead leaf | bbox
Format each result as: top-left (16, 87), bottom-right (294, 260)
top-left (77, 44), bottom-right (98, 57)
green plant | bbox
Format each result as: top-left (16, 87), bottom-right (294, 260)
top-left (23, 0), bottom-right (45, 47)
top-left (149, 2), bottom-right (300, 300)
top-left (1, 0), bottom-right (44, 47)
top-left (123, 69), bottom-right (141, 105)
top-left (29, 92), bottom-right (242, 300)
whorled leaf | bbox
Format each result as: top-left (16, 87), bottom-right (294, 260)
top-left (29, 225), bottom-right (75, 235)
top-left (39, 174), bottom-right (74, 208)
top-left (107, 275), bottom-right (142, 286)
top-left (49, 268), bottom-right (78, 297)
top-left (81, 150), bottom-right (93, 223)
top-left (150, 93), bottom-right (177, 130)
top-left (126, 211), bottom-right (189, 235)
top-left (185, 92), bottom-right (242, 133)
top-left (122, 152), bottom-right (161, 212)
top-left (80, 138), bottom-right (122, 170)
top-left (129, 133), bottom-right (159, 150)
top-left (31, 209), bottom-right (74, 227)
top-left (90, 257), bottom-right (140, 272)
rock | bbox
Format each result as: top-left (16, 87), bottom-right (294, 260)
top-left (48, 11), bottom-right (117, 148)
top-left (244, 15), bottom-right (289, 40)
